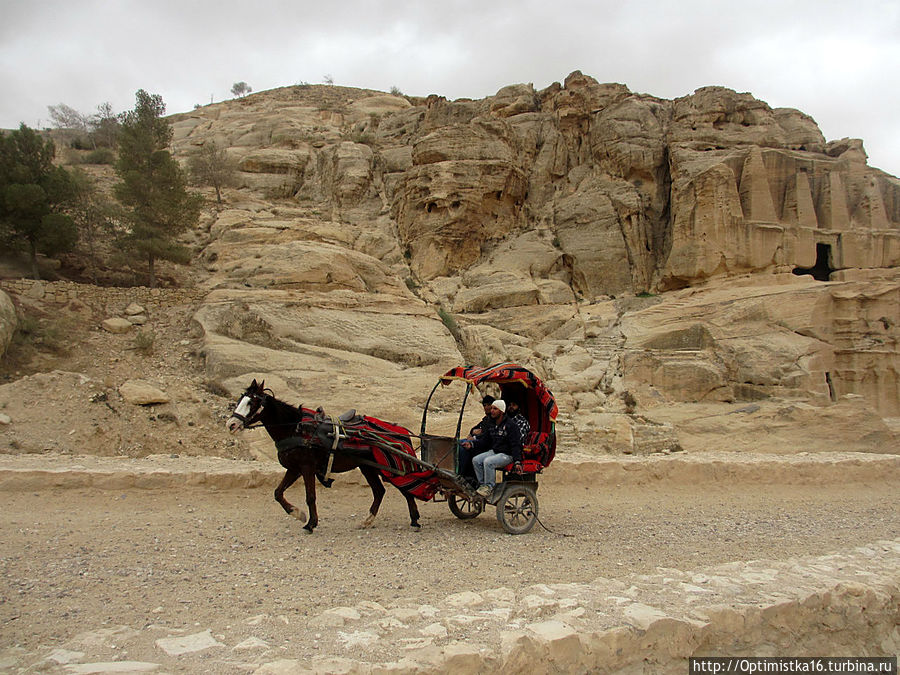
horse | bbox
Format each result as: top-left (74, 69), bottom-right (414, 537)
top-left (225, 379), bottom-right (423, 533)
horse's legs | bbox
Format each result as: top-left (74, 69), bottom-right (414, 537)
top-left (358, 465), bottom-right (386, 529)
top-left (403, 491), bottom-right (421, 529)
top-left (300, 464), bottom-right (318, 533)
top-left (274, 469), bottom-right (306, 523)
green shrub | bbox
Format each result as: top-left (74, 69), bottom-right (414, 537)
top-left (133, 330), bottom-right (155, 354)
top-left (437, 306), bottom-right (462, 342)
top-left (84, 148), bottom-right (116, 164)
top-left (10, 314), bottom-right (71, 355)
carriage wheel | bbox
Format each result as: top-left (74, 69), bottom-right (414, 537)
top-left (495, 485), bottom-right (538, 534)
top-left (448, 494), bottom-right (483, 520)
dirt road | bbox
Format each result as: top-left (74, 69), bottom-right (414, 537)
top-left (1, 475), bottom-right (898, 672)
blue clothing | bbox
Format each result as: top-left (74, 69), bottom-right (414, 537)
top-left (473, 450), bottom-right (512, 488)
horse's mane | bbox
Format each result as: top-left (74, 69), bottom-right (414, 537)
top-left (265, 393), bottom-right (304, 418)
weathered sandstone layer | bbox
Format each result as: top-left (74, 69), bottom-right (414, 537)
top-left (165, 73), bottom-right (898, 451)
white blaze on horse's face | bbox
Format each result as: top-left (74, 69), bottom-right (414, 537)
top-left (226, 395), bottom-right (252, 434)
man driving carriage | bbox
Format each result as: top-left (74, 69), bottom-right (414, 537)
top-left (458, 395), bottom-right (495, 484)
top-left (462, 399), bottom-right (524, 498)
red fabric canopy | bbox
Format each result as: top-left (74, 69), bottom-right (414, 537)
top-left (439, 363), bottom-right (558, 463)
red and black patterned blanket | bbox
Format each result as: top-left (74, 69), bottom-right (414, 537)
top-left (289, 408), bottom-right (439, 501)
top-left (343, 415), bottom-right (438, 501)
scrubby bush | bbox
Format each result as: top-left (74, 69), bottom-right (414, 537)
top-left (133, 329), bottom-right (155, 354)
top-left (83, 148), bottom-right (115, 164)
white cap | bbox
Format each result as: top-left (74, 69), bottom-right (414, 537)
top-left (492, 400), bottom-right (506, 413)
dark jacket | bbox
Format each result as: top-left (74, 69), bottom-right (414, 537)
top-left (469, 414), bottom-right (493, 437)
top-left (472, 414), bottom-right (524, 463)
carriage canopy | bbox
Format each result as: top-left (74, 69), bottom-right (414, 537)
top-left (434, 363), bottom-right (558, 464)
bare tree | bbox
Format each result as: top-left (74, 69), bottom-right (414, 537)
top-left (47, 103), bottom-right (89, 133)
top-left (89, 102), bottom-right (119, 149)
top-left (47, 103), bottom-right (92, 148)
top-left (231, 81), bottom-right (252, 98)
top-left (67, 167), bottom-right (119, 282)
top-left (187, 141), bottom-right (238, 205)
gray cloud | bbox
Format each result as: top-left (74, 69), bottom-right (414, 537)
top-left (1, 0), bottom-right (898, 175)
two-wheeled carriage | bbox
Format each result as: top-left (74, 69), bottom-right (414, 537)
top-left (417, 363), bottom-right (558, 534)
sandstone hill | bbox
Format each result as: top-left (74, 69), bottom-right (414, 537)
top-left (1, 71), bottom-right (898, 459)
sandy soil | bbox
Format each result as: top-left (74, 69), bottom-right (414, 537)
top-left (1, 475), bottom-right (897, 672)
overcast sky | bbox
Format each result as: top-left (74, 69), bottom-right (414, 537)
top-left (2, 0), bottom-right (898, 176)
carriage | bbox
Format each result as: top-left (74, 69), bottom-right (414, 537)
top-left (226, 363), bottom-right (558, 535)
top-left (417, 363), bottom-right (559, 534)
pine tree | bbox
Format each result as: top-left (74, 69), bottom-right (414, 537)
top-left (114, 90), bottom-right (202, 287)
top-left (0, 124), bottom-right (77, 279)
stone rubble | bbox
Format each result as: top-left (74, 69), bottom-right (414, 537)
top-left (4, 542), bottom-right (892, 674)
top-left (243, 540), bottom-right (899, 673)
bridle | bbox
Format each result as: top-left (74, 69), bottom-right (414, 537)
top-left (231, 390), bottom-right (268, 429)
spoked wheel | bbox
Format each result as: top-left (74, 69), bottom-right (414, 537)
top-left (496, 484), bottom-right (539, 534)
top-left (448, 494), bottom-right (484, 520)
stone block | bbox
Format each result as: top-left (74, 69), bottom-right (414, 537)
top-left (102, 318), bottom-right (133, 334)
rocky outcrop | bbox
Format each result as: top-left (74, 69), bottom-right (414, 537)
top-left (166, 73), bottom-right (898, 452)
top-left (619, 273), bottom-right (900, 417)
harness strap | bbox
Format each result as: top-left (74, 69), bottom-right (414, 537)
top-left (275, 436), bottom-right (308, 453)
top-left (324, 415), bottom-right (346, 483)
top-left (329, 416), bottom-right (345, 450)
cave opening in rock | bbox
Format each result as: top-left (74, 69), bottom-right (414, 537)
top-left (793, 243), bottom-right (834, 281)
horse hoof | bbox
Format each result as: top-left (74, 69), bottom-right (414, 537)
top-left (303, 525), bottom-right (315, 534)
top-left (358, 514), bottom-right (376, 529)
top-left (411, 522), bottom-right (421, 530)
top-left (291, 508), bottom-right (308, 523)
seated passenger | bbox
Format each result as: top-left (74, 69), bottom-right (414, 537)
top-left (457, 395), bottom-right (495, 483)
top-left (468, 395), bottom-right (495, 438)
top-left (462, 399), bottom-right (523, 498)
top-left (507, 400), bottom-right (530, 444)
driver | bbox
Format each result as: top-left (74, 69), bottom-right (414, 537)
top-left (457, 395), bottom-right (495, 485)
top-left (463, 399), bottom-right (523, 498)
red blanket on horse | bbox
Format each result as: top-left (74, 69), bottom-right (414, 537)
top-left (293, 408), bottom-right (438, 501)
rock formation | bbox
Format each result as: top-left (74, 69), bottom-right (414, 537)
top-left (162, 72), bottom-right (898, 451)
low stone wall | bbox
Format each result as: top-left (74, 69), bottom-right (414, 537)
top-left (0, 279), bottom-right (206, 313)
top-left (255, 541), bottom-right (900, 674)
top-left (0, 452), bottom-right (897, 491)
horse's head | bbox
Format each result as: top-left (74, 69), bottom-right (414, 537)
top-left (226, 379), bottom-right (268, 433)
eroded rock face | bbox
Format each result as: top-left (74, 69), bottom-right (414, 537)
top-left (170, 74), bottom-right (899, 451)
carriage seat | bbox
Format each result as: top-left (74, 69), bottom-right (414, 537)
top-left (502, 431), bottom-right (553, 473)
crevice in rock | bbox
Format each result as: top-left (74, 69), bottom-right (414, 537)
top-left (825, 371), bottom-right (837, 402)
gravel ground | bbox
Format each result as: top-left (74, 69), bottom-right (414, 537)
top-left (1, 477), bottom-right (897, 671)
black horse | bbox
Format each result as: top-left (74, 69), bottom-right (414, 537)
top-left (225, 379), bottom-right (422, 532)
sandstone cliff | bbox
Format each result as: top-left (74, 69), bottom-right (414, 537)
top-left (162, 72), bottom-right (898, 453)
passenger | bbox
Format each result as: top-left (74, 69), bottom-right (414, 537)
top-left (468, 395), bottom-right (495, 438)
top-left (464, 399), bottom-right (523, 498)
top-left (457, 395), bottom-right (495, 483)
top-left (507, 400), bottom-right (530, 444)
